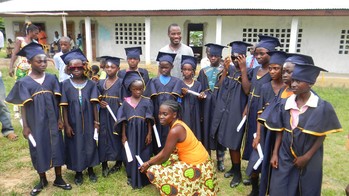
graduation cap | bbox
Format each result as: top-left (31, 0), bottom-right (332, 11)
top-left (125, 46), bottom-right (142, 59)
top-left (60, 48), bottom-right (88, 65)
top-left (96, 56), bottom-right (109, 62)
top-left (16, 42), bottom-right (45, 60)
top-left (285, 53), bottom-right (314, 65)
top-left (228, 41), bottom-right (253, 55)
top-left (122, 70), bottom-right (144, 90)
top-left (292, 64), bottom-right (328, 84)
top-left (181, 55), bottom-right (197, 70)
top-left (105, 56), bottom-right (122, 67)
top-left (267, 51), bottom-right (288, 65)
top-left (204, 43), bottom-right (226, 56)
top-left (256, 35), bottom-right (281, 51)
top-left (156, 51), bottom-right (177, 64)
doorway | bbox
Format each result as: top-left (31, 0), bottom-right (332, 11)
top-left (187, 23), bottom-right (204, 62)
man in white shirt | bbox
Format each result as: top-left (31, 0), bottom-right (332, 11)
top-left (160, 24), bottom-right (194, 78)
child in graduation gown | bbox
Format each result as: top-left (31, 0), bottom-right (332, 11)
top-left (180, 55), bottom-right (203, 140)
top-left (241, 35), bottom-right (280, 189)
top-left (197, 43), bottom-right (227, 172)
top-left (246, 51), bottom-right (287, 196)
top-left (210, 41), bottom-right (252, 188)
top-left (117, 46), bottom-right (149, 85)
top-left (60, 49), bottom-right (100, 186)
top-left (97, 56), bottom-right (123, 177)
top-left (117, 71), bottom-right (154, 189)
top-left (264, 63), bottom-right (343, 196)
top-left (144, 52), bottom-right (182, 154)
top-left (6, 42), bottom-right (72, 195)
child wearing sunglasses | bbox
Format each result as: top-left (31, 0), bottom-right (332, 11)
top-left (60, 49), bottom-right (100, 186)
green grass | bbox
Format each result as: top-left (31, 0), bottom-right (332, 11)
top-left (0, 65), bottom-right (348, 195)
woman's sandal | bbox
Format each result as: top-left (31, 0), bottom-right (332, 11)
top-left (6, 133), bottom-right (18, 141)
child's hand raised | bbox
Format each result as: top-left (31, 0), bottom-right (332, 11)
top-left (223, 56), bottom-right (231, 71)
top-left (237, 55), bottom-right (247, 71)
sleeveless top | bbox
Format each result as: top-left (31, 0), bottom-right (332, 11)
top-left (16, 37), bottom-right (37, 71)
top-left (173, 120), bottom-right (209, 165)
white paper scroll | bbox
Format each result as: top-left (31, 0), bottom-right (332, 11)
top-left (253, 133), bottom-right (264, 170)
top-left (93, 128), bottom-right (98, 141)
top-left (28, 134), bottom-right (36, 147)
top-left (187, 90), bottom-right (207, 98)
top-left (124, 141), bottom-right (133, 162)
top-left (237, 115), bottom-right (246, 132)
top-left (106, 105), bottom-right (117, 122)
top-left (153, 125), bottom-right (161, 148)
top-left (135, 155), bottom-right (144, 166)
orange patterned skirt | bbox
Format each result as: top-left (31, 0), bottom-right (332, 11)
top-left (147, 152), bottom-right (218, 196)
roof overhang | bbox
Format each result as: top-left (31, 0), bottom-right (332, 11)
top-left (1, 0), bottom-right (349, 17)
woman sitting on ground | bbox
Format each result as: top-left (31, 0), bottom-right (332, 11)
top-left (139, 100), bottom-right (218, 195)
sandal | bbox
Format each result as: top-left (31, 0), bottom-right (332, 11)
top-left (30, 180), bottom-right (48, 196)
top-left (6, 133), bottom-right (18, 141)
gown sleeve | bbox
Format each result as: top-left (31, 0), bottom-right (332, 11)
top-left (5, 80), bottom-right (32, 105)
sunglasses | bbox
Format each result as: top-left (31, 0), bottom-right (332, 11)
top-left (69, 66), bottom-right (85, 71)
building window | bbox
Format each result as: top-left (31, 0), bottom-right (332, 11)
top-left (338, 30), bottom-right (349, 54)
top-left (115, 22), bottom-right (145, 45)
top-left (242, 28), bottom-right (303, 52)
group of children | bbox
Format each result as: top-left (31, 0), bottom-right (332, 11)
top-left (6, 32), bottom-right (344, 195)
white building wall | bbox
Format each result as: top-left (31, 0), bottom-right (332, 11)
top-left (3, 15), bottom-right (349, 73)
top-left (300, 16), bottom-right (349, 73)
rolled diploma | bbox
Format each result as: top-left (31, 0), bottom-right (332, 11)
top-left (28, 133), bottom-right (36, 147)
top-left (253, 133), bottom-right (264, 170)
top-left (237, 115), bottom-right (247, 132)
top-left (187, 90), bottom-right (206, 98)
top-left (124, 141), bottom-right (133, 162)
top-left (135, 155), bottom-right (144, 166)
top-left (106, 105), bottom-right (117, 122)
top-left (93, 128), bottom-right (98, 141)
top-left (153, 125), bottom-right (161, 148)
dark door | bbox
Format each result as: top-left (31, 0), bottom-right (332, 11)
top-left (187, 23), bottom-right (204, 62)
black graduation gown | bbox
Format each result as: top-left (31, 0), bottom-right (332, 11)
top-left (6, 74), bottom-right (65, 173)
top-left (97, 78), bottom-right (123, 162)
top-left (242, 66), bottom-right (271, 160)
top-left (197, 66), bottom-right (223, 151)
top-left (246, 82), bottom-right (282, 196)
top-left (143, 76), bottom-right (182, 154)
top-left (117, 97), bottom-right (154, 189)
top-left (181, 80), bottom-right (202, 141)
top-left (264, 96), bottom-right (343, 196)
top-left (211, 66), bottom-right (249, 150)
top-left (60, 79), bottom-right (100, 172)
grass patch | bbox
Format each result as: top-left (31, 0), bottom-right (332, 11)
top-left (0, 63), bottom-right (348, 195)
